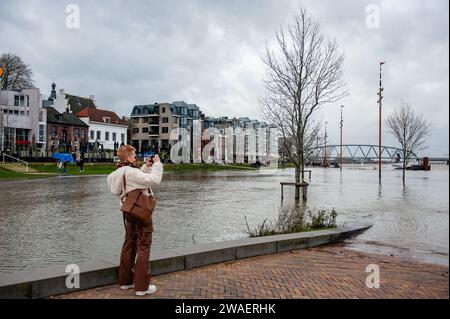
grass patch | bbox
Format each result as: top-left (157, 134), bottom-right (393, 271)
top-left (0, 167), bottom-right (53, 180)
top-left (29, 162), bottom-right (257, 175)
top-left (4, 161), bottom-right (258, 180)
top-left (245, 205), bottom-right (337, 237)
top-left (30, 163), bottom-right (116, 175)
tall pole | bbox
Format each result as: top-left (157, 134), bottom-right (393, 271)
top-left (324, 121), bottom-right (328, 168)
top-left (340, 105), bottom-right (344, 172)
top-left (378, 62), bottom-right (386, 181)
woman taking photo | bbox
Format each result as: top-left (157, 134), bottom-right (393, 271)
top-left (107, 145), bottom-right (163, 296)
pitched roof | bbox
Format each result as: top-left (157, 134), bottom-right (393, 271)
top-left (46, 107), bottom-right (89, 127)
top-left (65, 94), bottom-right (97, 114)
top-left (131, 104), bottom-right (160, 116)
top-left (77, 107), bottom-right (127, 126)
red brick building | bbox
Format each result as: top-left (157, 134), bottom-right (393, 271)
top-left (46, 107), bottom-right (89, 153)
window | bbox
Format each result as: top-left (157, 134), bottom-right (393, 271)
top-left (81, 129), bottom-right (86, 141)
top-left (121, 133), bottom-right (125, 143)
top-left (26, 96), bottom-right (30, 107)
top-left (132, 117), bottom-right (140, 123)
top-left (14, 110), bottom-right (19, 115)
top-left (172, 116), bottom-right (178, 124)
top-left (74, 128), bottom-right (80, 138)
top-left (4, 128), bottom-right (14, 150)
top-left (39, 125), bottom-right (45, 143)
top-left (142, 127), bottom-right (148, 133)
top-left (162, 127), bottom-right (169, 134)
top-left (105, 132), bottom-right (110, 141)
top-left (103, 117), bottom-right (111, 124)
top-left (15, 128), bottom-right (29, 142)
top-left (20, 111), bottom-right (25, 116)
top-left (39, 110), bottom-right (43, 122)
top-left (161, 117), bottom-right (169, 123)
top-left (112, 132), bottom-right (117, 141)
top-left (132, 128), bottom-right (139, 134)
top-left (13, 95), bottom-right (25, 107)
top-left (97, 131), bottom-right (101, 140)
top-left (90, 130), bottom-right (95, 140)
top-left (142, 117), bottom-right (149, 123)
top-left (51, 126), bottom-right (57, 138)
top-left (162, 107), bottom-right (166, 113)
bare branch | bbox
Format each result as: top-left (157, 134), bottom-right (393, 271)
top-left (259, 5), bottom-right (347, 184)
top-left (386, 101), bottom-right (431, 180)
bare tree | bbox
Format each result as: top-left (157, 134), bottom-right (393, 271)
top-left (386, 101), bottom-right (430, 182)
top-left (0, 53), bottom-right (35, 90)
top-left (259, 6), bottom-right (347, 199)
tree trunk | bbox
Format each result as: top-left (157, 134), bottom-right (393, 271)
top-left (295, 165), bottom-right (301, 200)
top-left (402, 158), bottom-right (406, 182)
top-left (300, 158), bottom-right (305, 183)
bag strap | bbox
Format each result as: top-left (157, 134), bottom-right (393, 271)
top-left (121, 167), bottom-right (154, 200)
top-left (120, 173), bottom-right (127, 203)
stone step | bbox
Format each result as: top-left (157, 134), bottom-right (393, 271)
top-left (0, 163), bottom-right (38, 173)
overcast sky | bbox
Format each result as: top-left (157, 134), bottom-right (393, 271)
top-left (0, 0), bottom-right (448, 156)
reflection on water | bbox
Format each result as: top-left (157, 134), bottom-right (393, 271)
top-left (0, 164), bottom-right (448, 273)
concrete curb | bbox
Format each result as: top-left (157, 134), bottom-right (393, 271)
top-left (0, 225), bottom-right (371, 299)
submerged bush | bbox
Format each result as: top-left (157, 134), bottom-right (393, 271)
top-left (244, 205), bottom-right (337, 238)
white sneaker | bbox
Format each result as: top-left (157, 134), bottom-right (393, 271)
top-left (119, 283), bottom-right (135, 290)
top-left (135, 284), bottom-right (157, 296)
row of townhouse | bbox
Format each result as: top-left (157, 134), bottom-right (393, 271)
top-left (128, 101), bottom-right (278, 163)
top-left (0, 82), bottom-right (128, 156)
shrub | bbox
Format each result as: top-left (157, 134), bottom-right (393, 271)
top-left (244, 205), bottom-right (337, 238)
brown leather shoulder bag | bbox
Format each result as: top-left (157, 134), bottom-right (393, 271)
top-left (120, 174), bottom-right (156, 227)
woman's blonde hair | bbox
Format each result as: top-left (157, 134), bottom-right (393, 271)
top-left (117, 145), bottom-right (136, 162)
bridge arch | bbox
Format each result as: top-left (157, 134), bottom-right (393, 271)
top-left (306, 144), bottom-right (417, 161)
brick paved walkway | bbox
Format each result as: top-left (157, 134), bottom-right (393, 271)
top-left (53, 244), bottom-right (448, 299)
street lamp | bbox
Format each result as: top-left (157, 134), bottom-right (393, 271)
top-left (378, 62), bottom-right (386, 181)
top-left (340, 105), bottom-right (344, 171)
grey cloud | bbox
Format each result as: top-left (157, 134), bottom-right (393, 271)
top-left (0, 0), bottom-right (448, 156)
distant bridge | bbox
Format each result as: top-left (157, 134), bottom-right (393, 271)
top-left (306, 144), bottom-right (417, 161)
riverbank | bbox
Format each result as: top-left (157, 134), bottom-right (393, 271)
top-left (53, 244), bottom-right (449, 299)
top-left (0, 162), bottom-right (257, 180)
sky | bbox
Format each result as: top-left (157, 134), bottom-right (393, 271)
top-left (0, 0), bottom-right (448, 156)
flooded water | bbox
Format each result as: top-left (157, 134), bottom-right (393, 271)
top-left (0, 164), bottom-right (448, 273)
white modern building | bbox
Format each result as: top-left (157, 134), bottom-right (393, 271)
top-left (77, 107), bottom-right (128, 150)
top-left (0, 88), bottom-right (42, 154)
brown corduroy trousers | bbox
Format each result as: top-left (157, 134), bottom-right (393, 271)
top-left (118, 216), bottom-right (153, 292)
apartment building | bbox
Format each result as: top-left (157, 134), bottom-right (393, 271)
top-left (203, 116), bottom-right (276, 163)
top-left (0, 88), bottom-right (41, 154)
top-left (129, 101), bottom-right (202, 154)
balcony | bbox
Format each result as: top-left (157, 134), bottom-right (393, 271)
top-left (148, 117), bottom-right (159, 125)
top-left (149, 127), bottom-right (159, 136)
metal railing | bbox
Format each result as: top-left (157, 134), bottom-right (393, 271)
top-left (1, 153), bottom-right (29, 172)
